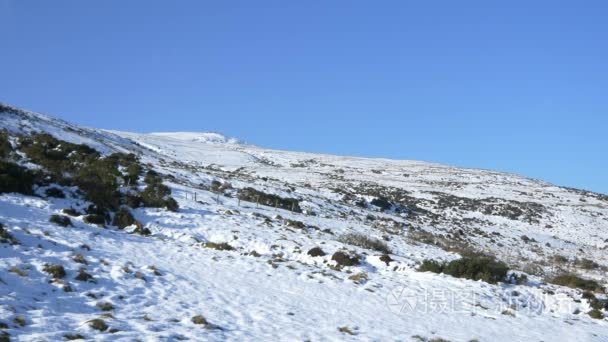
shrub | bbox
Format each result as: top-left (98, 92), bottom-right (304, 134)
top-left (62, 208), bottom-right (82, 217)
top-left (95, 302), bottom-right (114, 311)
top-left (87, 318), bottom-right (108, 331)
top-left (141, 182), bottom-right (178, 211)
top-left (577, 258), bottom-right (600, 270)
top-left (124, 193), bottom-right (143, 208)
top-left (164, 197), bottom-right (179, 212)
top-left (370, 197), bottom-right (392, 210)
top-left (0, 131), bottom-right (12, 158)
top-left (0, 160), bottom-right (35, 195)
top-left (418, 259), bottom-right (445, 273)
top-left (191, 315), bottom-right (208, 325)
top-left (548, 273), bottom-right (604, 292)
top-left (43, 264), bottom-right (66, 279)
top-left (49, 214), bottom-right (72, 227)
top-left (331, 250), bottom-right (360, 266)
top-left (45, 187), bottom-right (65, 198)
top-left (112, 207), bottom-right (135, 229)
top-left (237, 187), bottom-right (301, 212)
top-left (0, 223), bottom-right (19, 245)
top-left (75, 268), bottom-right (94, 282)
top-left (307, 246), bottom-right (326, 257)
top-left (84, 214), bottom-right (106, 226)
top-left (418, 256), bottom-right (509, 284)
top-left (588, 309), bottom-right (604, 319)
top-left (443, 256), bottom-right (509, 284)
top-left (338, 233), bottom-right (390, 254)
top-left (204, 242), bottom-right (234, 251)
top-left (73, 159), bottom-right (121, 212)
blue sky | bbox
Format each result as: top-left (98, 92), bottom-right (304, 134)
top-left (1, 1), bottom-right (607, 194)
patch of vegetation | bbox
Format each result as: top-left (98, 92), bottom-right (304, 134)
top-left (370, 197), bottom-right (392, 210)
top-left (588, 309), bottom-right (604, 319)
top-left (191, 315), bottom-right (208, 325)
top-left (0, 160), bottom-right (36, 195)
top-left (87, 318), bottom-right (108, 331)
top-left (75, 268), bottom-right (94, 282)
top-left (140, 173), bottom-right (179, 212)
top-left (338, 233), bottom-right (390, 254)
top-left (49, 214), bottom-right (72, 227)
top-left (418, 256), bottom-right (509, 284)
top-left (548, 273), bottom-right (604, 292)
top-left (307, 246), bottom-right (326, 257)
top-left (331, 250), bottom-right (360, 267)
top-left (0, 131), bottom-right (12, 158)
top-left (45, 187), bottom-right (65, 198)
top-left (204, 242), bottom-right (234, 251)
top-left (73, 254), bottom-right (88, 264)
top-left (64, 333), bottom-right (86, 340)
top-left (84, 214), bottom-right (106, 226)
top-left (0, 223), bottom-right (19, 245)
top-left (95, 302), bottom-right (114, 311)
top-left (112, 207), bottom-right (135, 229)
top-left (62, 208), bottom-right (82, 216)
top-left (238, 187), bottom-right (301, 212)
top-left (43, 264), bottom-right (66, 279)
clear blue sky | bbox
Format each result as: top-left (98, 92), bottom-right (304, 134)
top-left (1, 1), bottom-right (606, 194)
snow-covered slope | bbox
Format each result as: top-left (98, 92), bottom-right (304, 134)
top-left (1, 103), bottom-right (607, 341)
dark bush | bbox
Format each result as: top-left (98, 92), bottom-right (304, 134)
top-left (62, 208), bottom-right (82, 217)
top-left (43, 264), bottom-right (66, 279)
top-left (87, 318), bottom-right (108, 331)
top-left (0, 161), bottom-right (35, 195)
top-left (418, 256), bottom-right (509, 284)
top-left (84, 214), bottom-right (106, 226)
top-left (164, 197), bottom-right (179, 212)
top-left (338, 233), bottom-right (391, 254)
top-left (20, 133), bottom-right (99, 175)
top-left (49, 214), bottom-right (72, 227)
top-left (0, 222), bottom-right (19, 245)
top-left (370, 197), bottom-right (392, 210)
top-left (418, 259), bottom-right (445, 273)
top-left (238, 187), bottom-right (301, 212)
top-left (549, 273), bottom-right (604, 292)
top-left (45, 187), bottom-right (65, 198)
top-left (75, 268), bottom-right (94, 282)
top-left (331, 250), bottom-right (360, 266)
top-left (204, 242), bottom-right (234, 251)
top-left (112, 207), bottom-right (135, 229)
top-left (589, 309), bottom-right (604, 319)
top-left (0, 131), bottom-right (12, 158)
top-left (124, 193), bottom-right (143, 208)
top-left (73, 159), bottom-right (121, 212)
top-left (141, 182), bottom-right (178, 211)
top-left (307, 246), bottom-right (326, 257)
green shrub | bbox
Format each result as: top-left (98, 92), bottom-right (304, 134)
top-left (237, 187), bottom-right (301, 212)
top-left (418, 259), bottom-right (445, 273)
top-left (331, 250), bottom-right (360, 266)
top-left (62, 208), bottom-right (82, 217)
top-left (204, 242), bottom-right (234, 251)
top-left (84, 214), bottom-right (106, 226)
top-left (0, 222), bottom-right (19, 245)
top-left (45, 187), bottom-right (65, 198)
top-left (112, 208), bottom-right (135, 229)
top-left (20, 133), bottom-right (99, 175)
top-left (49, 214), bottom-right (72, 227)
top-left (588, 309), bottom-right (604, 319)
top-left (0, 161), bottom-right (35, 195)
top-left (548, 273), bottom-right (604, 292)
top-left (141, 182), bottom-right (178, 211)
top-left (43, 264), bottom-right (66, 279)
top-left (338, 233), bottom-right (391, 254)
top-left (307, 246), bottom-right (326, 257)
top-left (124, 193), bottom-right (143, 208)
top-left (417, 256), bottom-right (509, 284)
top-left (0, 131), bottom-right (12, 158)
top-left (73, 159), bottom-right (121, 212)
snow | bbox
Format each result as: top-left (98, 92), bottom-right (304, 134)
top-left (1, 105), bottom-right (608, 341)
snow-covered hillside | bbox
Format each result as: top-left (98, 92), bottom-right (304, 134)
top-left (1, 103), bottom-right (607, 341)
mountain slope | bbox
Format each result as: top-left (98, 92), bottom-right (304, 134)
top-left (1, 103), bottom-right (607, 341)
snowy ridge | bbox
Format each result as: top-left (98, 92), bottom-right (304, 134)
top-left (1, 104), bottom-right (607, 341)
